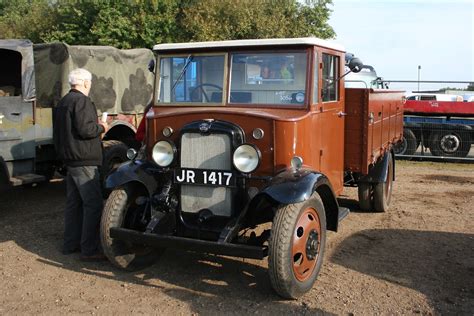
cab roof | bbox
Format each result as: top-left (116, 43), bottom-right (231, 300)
top-left (153, 37), bottom-right (345, 53)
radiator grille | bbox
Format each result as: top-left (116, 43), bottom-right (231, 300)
top-left (180, 133), bottom-right (232, 216)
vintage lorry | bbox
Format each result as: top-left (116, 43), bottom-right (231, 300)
top-left (0, 39), bottom-right (153, 189)
top-left (100, 38), bottom-right (404, 298)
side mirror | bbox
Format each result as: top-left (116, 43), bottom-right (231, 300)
top-left (148, 59), bottom-right (155, 74)
top-left (348, 57), bottom-right (363, 73)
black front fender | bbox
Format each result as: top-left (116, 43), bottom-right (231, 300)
top-left (105, 160), bottom-right (160, 196)
top-left (254, 168), bottom-right (340, 231)
top-left (258, 168), bottom-right (331, 205)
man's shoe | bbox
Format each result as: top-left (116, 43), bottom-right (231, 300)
top-left (62, 247), bottom-right (81, 255)
top-left (80, 253), bottom-right (107, 262)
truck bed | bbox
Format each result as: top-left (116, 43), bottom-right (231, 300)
top-left (344, 88), bottom-right (404, 174)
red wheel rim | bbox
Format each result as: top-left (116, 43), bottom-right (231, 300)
top-left (292, 207), bottom-right (321, 282)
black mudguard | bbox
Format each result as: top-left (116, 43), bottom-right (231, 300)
top-left (105, 160), bottom-right (160, 196)
top-left (255, 168), bottom-right (340, 231)
top-left (359, 150), bottom-right (395, 184)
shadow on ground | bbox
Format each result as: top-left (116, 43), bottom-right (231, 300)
top-left (0, 182), bottom-right (330, 315)
top-left (330, 228), bottom-right (474, 314)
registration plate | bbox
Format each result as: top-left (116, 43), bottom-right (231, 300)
top-left (174, 168), bottom-right (236, 187)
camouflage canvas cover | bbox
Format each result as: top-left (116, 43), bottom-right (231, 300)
top-left (0, 39), bottom-right (36, 101)
top-left (33, 43), bottom-right (154, 114)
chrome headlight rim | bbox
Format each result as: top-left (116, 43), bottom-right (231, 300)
top-left (152, 140), bottom-right (176, 167)
top-left (232, 143), bottom-right (261, 174)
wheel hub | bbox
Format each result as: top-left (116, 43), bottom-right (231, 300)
top-left (292, 207), bottom-right (321, 282)
top-left (440, 134), bottom-right (460, 153)
top-left (305, 230), bottom-right (319, 260)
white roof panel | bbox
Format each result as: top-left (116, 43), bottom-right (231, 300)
top-left (153, 37), bottom-right (345, 52)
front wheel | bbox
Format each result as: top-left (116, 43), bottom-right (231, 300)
top-left (268, 193), bottom-right (326, 299)
top-left (101, 184), bottom-right (163, 271)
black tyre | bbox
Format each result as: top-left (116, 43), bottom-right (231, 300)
top-left (393, 129), bottom-right (418, 156)
top-left (358, 183), bottom-right (373, 211)
top-left (429, 131), bottom-right (471, 158)
top-left (101, 140), bottom-right (129, 195)
top-left (268, 193), bottom-right (326, 299)
top-left (373, 152), bottom-right (393, 212)
top-left (101, 184), bottom-right (163, 271)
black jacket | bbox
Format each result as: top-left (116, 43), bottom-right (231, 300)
top-left (53, 89), bottom-right (105, 166)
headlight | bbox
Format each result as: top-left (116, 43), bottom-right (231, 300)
top-left (152, 141), bottom-right (175, 167)
top-left (233, 144), bottom-right (260, 173)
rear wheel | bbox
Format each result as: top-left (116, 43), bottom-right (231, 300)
top-left (393, 129), bottom-right (418, 156)
top-left (268, 193), bottom-right (326, 299)
top-left (373, 152), bottom-right (394, 212)
top-left (101, 184), bottom-right (163, 271)
top-left (358, 183), bottom-right (373, 211)
top-left (429, 131), bottom-right (471, 157)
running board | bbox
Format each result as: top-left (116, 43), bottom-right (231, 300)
top-left (338, 207), bottom-right (350, 222)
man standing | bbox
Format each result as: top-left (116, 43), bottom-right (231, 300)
top-left (53, 68), bottom-right (108, 261)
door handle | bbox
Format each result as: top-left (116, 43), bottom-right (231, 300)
top-left (10, 112), bottom-right (21, 116)
top-left (337, 111), bottom-right (347, 117)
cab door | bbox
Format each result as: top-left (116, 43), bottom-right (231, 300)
top-left (317, 50), bottom-right (345, 195)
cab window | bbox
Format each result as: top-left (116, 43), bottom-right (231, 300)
top-left (322, 53), bottom-right (339, 102)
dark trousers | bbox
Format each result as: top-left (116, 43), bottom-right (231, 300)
top-left (63, 166), bottom-right (103, 256)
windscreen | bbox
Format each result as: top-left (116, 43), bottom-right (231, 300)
top-left (229, 52), bottom-right (307, 106)
top-left (158, 54), bottom-right (225, 104)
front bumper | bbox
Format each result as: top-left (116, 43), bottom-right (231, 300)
top-left (110, 227), bottom-right (268, 259)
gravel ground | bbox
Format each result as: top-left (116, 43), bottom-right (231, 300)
top-left (1, 160), bottom-right (473, 315)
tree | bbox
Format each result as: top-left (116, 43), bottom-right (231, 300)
top-left (0, 0), bottom-right (55, 42)
top-left (0, 0), bottom-right (336, 47)
top-left (179, 0), bottom-right (335, 41)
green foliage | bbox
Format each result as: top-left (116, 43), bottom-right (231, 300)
top-left (180, 0), bottom-right (335, 41)
top-left (0, 0), bottom-right (335, 47)
top-left (467, 83), bottom-right (474, 91)
top-left (0, 0), bottom-right (55, 42)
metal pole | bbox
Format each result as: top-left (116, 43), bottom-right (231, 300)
top-left (417, 65), bottom-right (421, 92)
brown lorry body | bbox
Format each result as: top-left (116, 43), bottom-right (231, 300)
top-left (102, 38), bottom-right (404, 299)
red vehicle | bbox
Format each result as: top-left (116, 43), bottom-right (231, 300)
top-left (101, 38), bottom-right (404, 298)
top-left (395, 94), bottom-right (474, 157)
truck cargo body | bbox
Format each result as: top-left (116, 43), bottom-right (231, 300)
top-left (0, 39), bottom-right (154, 188)
top-left (344, 88), bottom-right (404, 174)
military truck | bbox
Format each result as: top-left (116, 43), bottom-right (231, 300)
top-left (100, 38), bottom-right (404, 298)
top-left (0, 40), bottom-right (153, 189)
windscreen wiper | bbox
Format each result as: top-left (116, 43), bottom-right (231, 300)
top-left (171, 55), bottom-right (193, 94)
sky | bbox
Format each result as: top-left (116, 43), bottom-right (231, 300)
top-left (328, 0), bottom-right (474, 92)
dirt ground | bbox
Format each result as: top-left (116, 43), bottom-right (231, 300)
top-left (1, 161), bottom-right (473, 315)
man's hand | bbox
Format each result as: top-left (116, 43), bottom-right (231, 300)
top-left (99, 122), bottom-right (109, 138)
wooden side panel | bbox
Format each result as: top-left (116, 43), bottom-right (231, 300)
top-left (344, 88), bottom-right (404, 175)
top-left (344, 89), bottom-right (368, 173)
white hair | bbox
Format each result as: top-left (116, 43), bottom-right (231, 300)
top-left (68, 68), bottom-right (92, 86)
